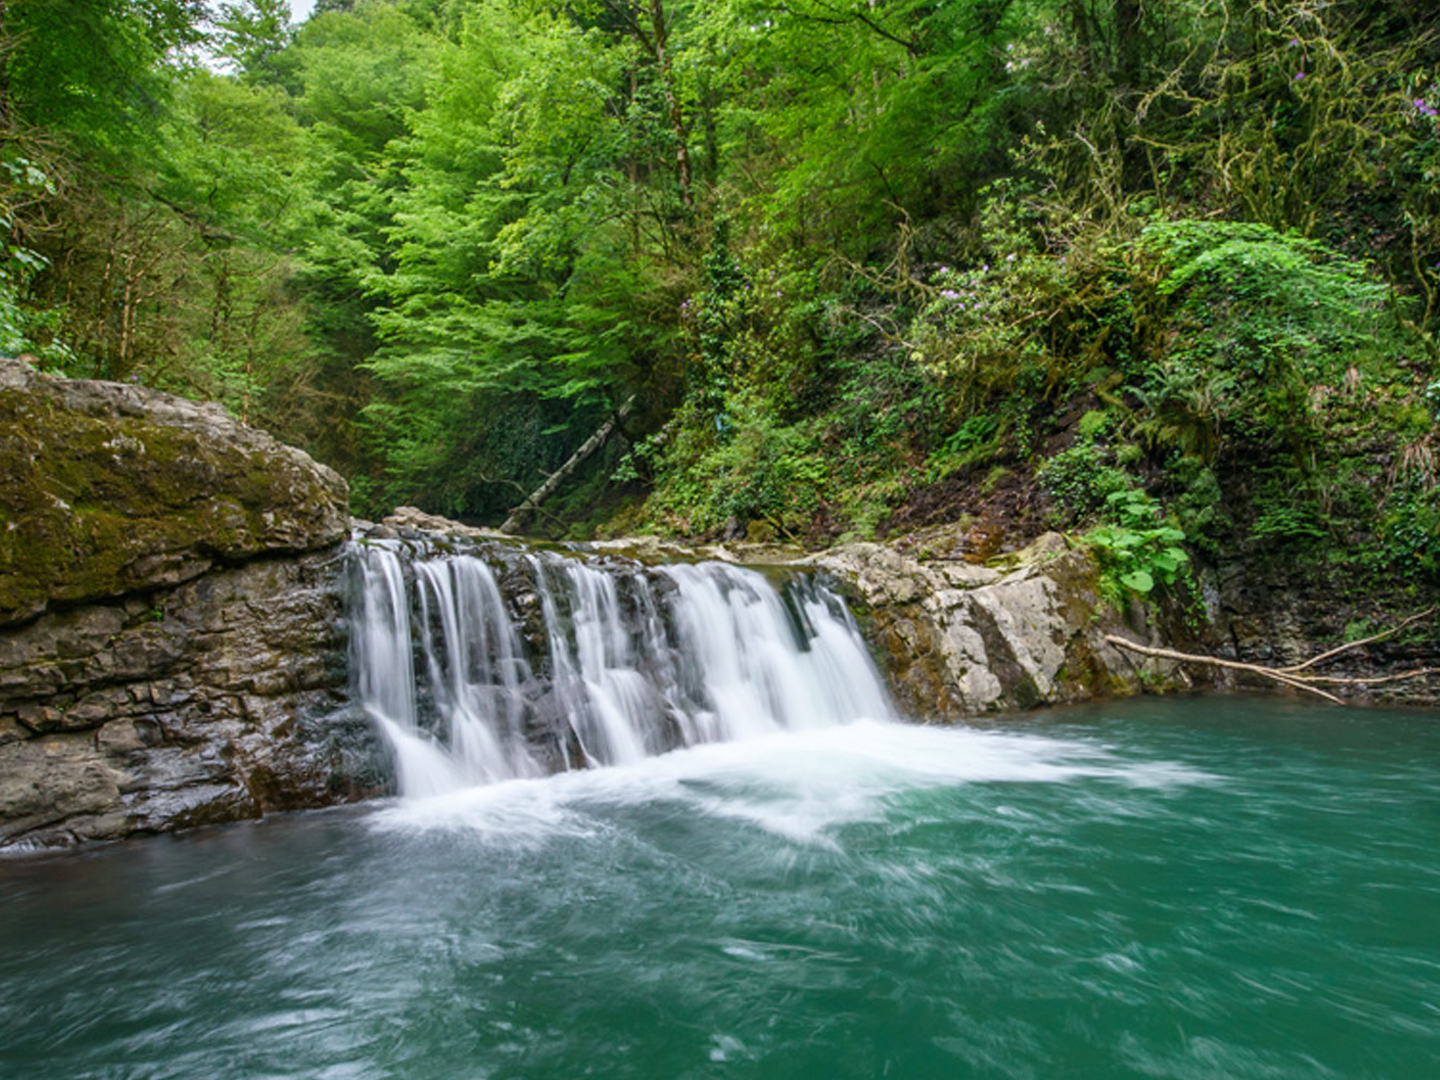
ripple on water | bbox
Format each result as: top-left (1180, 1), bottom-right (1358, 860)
top-left (2, 700), bottom-right (1439, 1080)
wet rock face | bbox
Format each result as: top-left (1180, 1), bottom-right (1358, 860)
top-left (809, 535), bottom-right (1197, 717)
top-left (1204, 562), bottom-right (1440, 708)
top-left (0, 551), bottom-right (380, 851)
top-left (0, 357), bottom-right (350, 626)
top-left (0, 358), bottom-right (373, 851)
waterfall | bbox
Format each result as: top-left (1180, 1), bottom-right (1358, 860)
top-left (348, 542), bottom-right (893, 796)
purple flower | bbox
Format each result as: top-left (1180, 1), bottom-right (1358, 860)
top-left (1295, 71), bottom-right (1305, 80)
top-left (1289, 38), bottom-right (1299, 47)
top-left (941, 289), bottom-right (960, 300)
top-left (1417, 99), bottom-right (1428, 109)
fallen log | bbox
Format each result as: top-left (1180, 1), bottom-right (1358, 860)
top-left (500, 397), bottom-right (636, 536)
top-left (1104, 608), bottom-right (1437, 705)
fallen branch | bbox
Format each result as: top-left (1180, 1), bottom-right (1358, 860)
top-left (1277, 607), bottom-right (1435, 674)
top-left (1103, 619), bottom-right (1437, 705)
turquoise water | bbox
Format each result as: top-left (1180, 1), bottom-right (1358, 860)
top-left (2, 697), bottom-right (1438, 1078)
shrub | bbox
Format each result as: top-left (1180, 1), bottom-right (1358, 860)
top-left (1037, 442), bottom-right (1132, 524)
top-left (1132, 220), bottom-right (1401, 460)
top-left (1086, 489), bottom-right (1190, 599)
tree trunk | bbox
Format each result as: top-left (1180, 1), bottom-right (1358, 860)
top-left (1115, 0), bottom-right (1143, 91)
top-left (500, 398), bottom-right (636, 535)
top-left (648, 0), bottom-right (694, 209)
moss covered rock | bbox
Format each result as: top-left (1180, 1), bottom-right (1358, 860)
top-left (0, 357), bottom-right (349, 626)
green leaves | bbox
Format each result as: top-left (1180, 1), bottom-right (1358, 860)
top-left (1128, 219), bottom-right (1407, 465)
top-left (1086, 490), bottom-right (1191, 600)
top-left (213, 1), bottom-right (296, 83)
top-left (4, 0), bottom-right (205, 161)
top-left (1119, 569), bottom-right (1155, 594)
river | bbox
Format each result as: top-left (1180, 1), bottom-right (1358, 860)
top-left (3, 696), bottom-right (1437, 1078)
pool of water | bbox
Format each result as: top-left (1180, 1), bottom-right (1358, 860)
top-left (3, 696), bottom-right (1438, 1078)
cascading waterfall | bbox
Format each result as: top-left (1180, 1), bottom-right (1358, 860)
top-left (347, 542), bottom-right (893, 796)
top-left (413, 558), bottom-right (542, 784)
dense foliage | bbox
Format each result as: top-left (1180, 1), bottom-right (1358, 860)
top-left (2, 0), bottom-right (1438, 594)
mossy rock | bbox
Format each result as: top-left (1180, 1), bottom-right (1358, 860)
top-left (0, 358), bottom-right (349, 626)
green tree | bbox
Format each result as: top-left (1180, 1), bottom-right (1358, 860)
top-left (214, 0), bottom-right (296, 84)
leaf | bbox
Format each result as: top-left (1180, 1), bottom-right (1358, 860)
top-left (1120, 569), bottom-right (1155, 594)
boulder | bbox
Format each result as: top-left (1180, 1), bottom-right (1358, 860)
top-left (0, 359), bottom-right (375, 851)
top-left (0, 357), bottom-right (349, 626)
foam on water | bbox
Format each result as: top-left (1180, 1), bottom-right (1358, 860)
top-left (371, 718), bottom-right (1216, 845)
top-left (349, 540), bottom-right (1213, 845)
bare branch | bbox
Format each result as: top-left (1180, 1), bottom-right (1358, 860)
top-left (1102, 631), bottom-right (1437, 706)
top-left (1278, 607), bottom-right (1435, 673)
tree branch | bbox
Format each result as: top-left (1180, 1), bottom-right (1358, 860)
top-left (775, 1), bottom-right (921, 58)
top-left (1104, 615), bottom-right (1437, 706)
top-left (1277, 607), bottom-right (1435, 673)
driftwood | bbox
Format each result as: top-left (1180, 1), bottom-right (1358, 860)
top-left (1104, 608), bottom-right (1437, 705)
top-left (499, 397), bottom-right (636, 536)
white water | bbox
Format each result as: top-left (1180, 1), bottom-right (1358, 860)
top-left (348, 545), bottom-right (896, 796)
top-left (372, 719), bottom-right (1216, 847)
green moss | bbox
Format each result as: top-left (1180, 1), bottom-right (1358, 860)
top-left (0, 375), bottom-right (343, 624)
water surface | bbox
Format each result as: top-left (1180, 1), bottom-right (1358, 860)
top-left (3, 697), bottom-right (1438, 1078)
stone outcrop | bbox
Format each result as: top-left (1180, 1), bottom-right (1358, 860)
top-left (0, 553), bottom-right (378, 849)
top-left (808, 534), bottom-right (1197, 717)
top-left (1, 357), bottom-right (350, 626)
top-left (1, 359), bottom-right (373, 851)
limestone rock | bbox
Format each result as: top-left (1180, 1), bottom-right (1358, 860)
top-left (813, 533), bottom-right (1194, 717)
top-left (382, 506), bottom-right (506, 540)
top-left (0, 357), bottom-right (350, 626)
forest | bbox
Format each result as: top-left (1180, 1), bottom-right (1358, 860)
top-left (2, 0), bottom-right (1438, 600)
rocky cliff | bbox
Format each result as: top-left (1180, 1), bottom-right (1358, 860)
top-left (0, 359), bottom-right (376, 851)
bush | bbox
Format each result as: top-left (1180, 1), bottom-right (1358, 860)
top-left (1381, 477), bottom-right (1440, 580)
top-left (646, 394), bottom-right (830, 538)
top-left (1132, 220), bottom-right (1401, 460)
top-left (1086, 489), bottom-right (1190, 600)
top-left (1037, 442), bottom-right (1132, 524)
